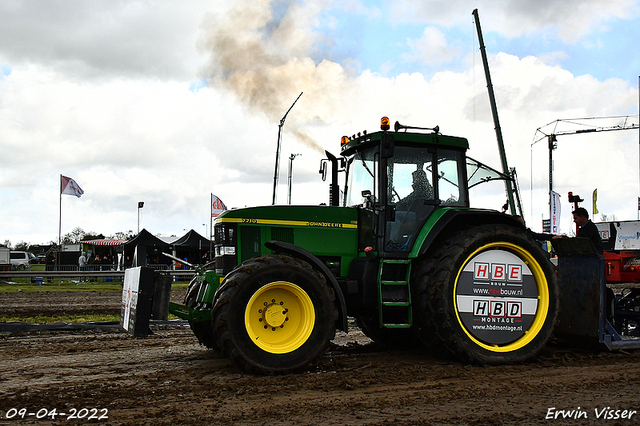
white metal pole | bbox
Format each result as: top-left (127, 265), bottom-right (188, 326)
top-left (287, 153), bottom-right (301, 205)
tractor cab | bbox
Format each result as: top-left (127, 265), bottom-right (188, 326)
top-left (339, 117), bottom-right (505, 255)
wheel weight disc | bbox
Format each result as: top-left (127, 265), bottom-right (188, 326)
top-left (454, 243), bottom-right (549, 352)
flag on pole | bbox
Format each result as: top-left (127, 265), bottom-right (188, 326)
top-left (211, 194), bottom-right (227, 218)
top-left (61, 175), bottom-right (84, 198)
top-left (592, 188), bottom-right (599, 215)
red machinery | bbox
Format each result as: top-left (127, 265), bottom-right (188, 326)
top-left (597, 220), bottom-right (640, 283)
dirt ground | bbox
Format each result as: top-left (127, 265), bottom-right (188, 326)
top-left (2, 290), bottom-right (640, 425)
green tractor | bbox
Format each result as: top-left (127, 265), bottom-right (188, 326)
top-left (169, 117), bottom-right (558, 374)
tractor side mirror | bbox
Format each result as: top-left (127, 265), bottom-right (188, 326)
top-left (361, 190), bottom-right (373, 208)
top-left (319, 160), bottom-right (327, 182)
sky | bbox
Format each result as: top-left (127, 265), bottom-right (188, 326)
top-left (1, 0), bottom-right (639, 247)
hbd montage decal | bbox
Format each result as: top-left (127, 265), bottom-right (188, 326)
top-left (455, 249), bottom-right (540, 345)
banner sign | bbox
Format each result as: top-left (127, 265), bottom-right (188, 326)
top-left (550, 190), bottom-right (561, 235)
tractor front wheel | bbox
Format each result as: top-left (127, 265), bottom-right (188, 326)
top-left (184, 276), bottom-right (217, 349)
top-left (183, 276), bottom-right (200, 308)
top-left (212, 254), bottom-right (337, 374)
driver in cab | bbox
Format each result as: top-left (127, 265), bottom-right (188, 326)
top-left (396, 168), bottom-right (433, 210)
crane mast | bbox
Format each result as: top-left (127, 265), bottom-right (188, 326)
top-left (473, 9), bottom-right (517, 216)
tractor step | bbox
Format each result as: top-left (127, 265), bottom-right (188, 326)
top-left (378, 259), bottom-right (412, 328)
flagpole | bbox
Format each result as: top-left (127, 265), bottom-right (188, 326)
top-left (59, 174), bottom-right (62, 245)
top-left (209, 193), bottom-right (213, 260)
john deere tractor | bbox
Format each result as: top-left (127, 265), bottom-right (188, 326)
top-left (169, 117), bottom-right (558, 374)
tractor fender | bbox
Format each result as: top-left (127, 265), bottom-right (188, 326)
top-left (416, 208), bottom-right (525, 257)
top-left (265, 240), bottom-right (349, 332)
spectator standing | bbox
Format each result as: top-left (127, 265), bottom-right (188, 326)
top-left (93, 254), bottom-right (101, 271)
top-left (551, 207), bottom-right (603, 253)
top-left (572, 207), bottom-right (603, 253)
top-left (78, 253), bottom-right (88, 271)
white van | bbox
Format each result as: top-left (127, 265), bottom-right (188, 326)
top-left (0, 247), bottom-right (9, 271)
top-left (10, 251), bottom-right (34, 270)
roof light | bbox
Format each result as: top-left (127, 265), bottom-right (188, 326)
top-left (381, 116), bottom-right (390, 130)
top-left (341, 136), bottom-right (349, 146)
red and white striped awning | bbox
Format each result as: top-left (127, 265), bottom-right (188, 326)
top-left (79, 239), bottom-right (126, 246)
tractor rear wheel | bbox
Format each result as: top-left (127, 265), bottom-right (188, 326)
top-left (413, 224), bottom-right (558, 364)
top-left (212, 254), bottom-right (338, 374)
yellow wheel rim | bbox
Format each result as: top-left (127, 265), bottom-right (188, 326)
top-left (453, 242), bottom-right (550, 353)
top-left (245, 281), bottom-right (315, 354)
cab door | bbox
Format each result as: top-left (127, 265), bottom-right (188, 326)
top-left (384, 146), bottom-right (467, 253)
top-left (384, 146), bottom-right (437, 252)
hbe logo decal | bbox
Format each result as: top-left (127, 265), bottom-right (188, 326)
top-left (474, 262), bottom-right (522, 282)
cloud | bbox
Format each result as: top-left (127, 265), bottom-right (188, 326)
top-left (0, 0), bottom-right (212, 80)
top-left (389, 0), bottom-right (639, 42)
top-left (402, 27), bottom-right (463, 65)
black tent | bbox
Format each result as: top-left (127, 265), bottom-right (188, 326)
top-left (172, 229), bottom-right (212, 264)
top-left (122, 229), bottom-right (172, 267)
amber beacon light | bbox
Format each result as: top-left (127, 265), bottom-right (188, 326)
top-left (380, 116), bottom-right (390, 131)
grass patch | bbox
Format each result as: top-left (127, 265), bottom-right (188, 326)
top-left (1, 313), bottom-right (121, 324)
top-left (1, 313), bottom-right (180, 324)
top-left (25, 264), bottom-right (46, 272)
top-left (0, 282), bottom-right (125, 293)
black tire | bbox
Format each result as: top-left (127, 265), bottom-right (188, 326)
top-left (190, 321), bottom-right (217, 349)
top-left (413, 224), bottom-right (558, 365)
top-left (183, 275), bottom-right (201, 308)
top-left (212, 254), bottom-right (338, 375)
top-left (184, 275), bottom-right (217, 350)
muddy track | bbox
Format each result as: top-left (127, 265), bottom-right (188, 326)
top-left (1, 291), bottom-right (640, 425)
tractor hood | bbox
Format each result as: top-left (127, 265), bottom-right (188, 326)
top-left (213, 205), bottom-right (360, 277)
top-left (215, 205), bottom-right (359, 229)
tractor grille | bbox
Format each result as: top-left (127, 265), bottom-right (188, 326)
top-left (240, 226), bottom-right (261, 262)
top-left (271, 227), bottom-right (294, 244)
